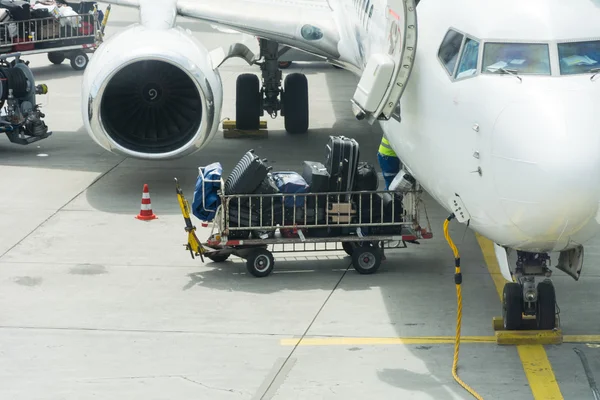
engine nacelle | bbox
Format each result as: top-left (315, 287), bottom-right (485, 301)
top-left (82, 24), bottom-right (223, 160)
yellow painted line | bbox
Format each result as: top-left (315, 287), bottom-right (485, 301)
top-left (280, 336), bottom-right (496, 346)
top-left (564, 335), bottom-right (600, 343)
top-left (475, 233), bottom-right (564, 400)
top-left (280, 335), bottom-right (600, 346)
top-left (518, 345), bottom-right (564, 400)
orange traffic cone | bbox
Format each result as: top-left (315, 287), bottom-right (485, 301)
top-left (135, 184), bottom-right (157, 220)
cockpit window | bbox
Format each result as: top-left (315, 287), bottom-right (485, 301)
top-left (438, 29), bottom-right (464, 75)
top-left (455, 38), bottom-right (479, 79)
top-left (482, 43), bottom-right (551, 75)
top-left (558, 40), bottom-right (600, 75)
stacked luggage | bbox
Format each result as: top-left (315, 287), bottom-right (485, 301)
top-left (0, 0), bottom-right (98, 51)
top-left (192, 135), bottom-right (405, 240)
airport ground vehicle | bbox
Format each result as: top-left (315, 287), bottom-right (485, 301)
top-left (0, 5), bottom-right (110, 71)
top-left (175, 178), bottom-right (433, 277)
top-left (0, 52), bottom-right (50, 145)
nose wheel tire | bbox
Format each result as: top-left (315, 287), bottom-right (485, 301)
top-left (502, 282), bottom-right (523, 330)
top-left (282, 73), bottom-right (309, 134)
top-left (536, 281), bottom-right (556, 329)
top-left (351, 245), bottom-right (382, 274)
top-left (246, 248), bottom-right (274, 277)
top-left (235, 73), bottom-right (261, 130)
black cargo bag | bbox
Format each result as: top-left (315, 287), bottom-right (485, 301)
top-left (354, 161), bottom-right (378, 191)
top-left (0, 0), bottom-right (31, 21)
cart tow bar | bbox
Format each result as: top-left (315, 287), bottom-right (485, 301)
top-left (175, 178), bottom-right (205, 262)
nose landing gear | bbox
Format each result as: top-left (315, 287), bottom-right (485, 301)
top-left (501, 251), bottom-right (557, 331)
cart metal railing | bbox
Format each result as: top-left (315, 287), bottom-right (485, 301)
top-left (0, 6), bottom-right (110, 69)
top-left (179, 176), bottom-right (433, 277)
top-left (0, 13), bottom-right (98, 49)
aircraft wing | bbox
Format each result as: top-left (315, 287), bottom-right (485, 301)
top-left (100, 0), bottom-right (346, 62)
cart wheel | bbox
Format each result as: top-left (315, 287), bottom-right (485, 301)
top-left (70, 52), bottom-right (89, 71)
top-left (246, 248), bottom-right (275, 278)
top-left (351, 245), bottom-right (382, 275)
top-left (207, 253), bottom-right (230, 263)
top-left (48, 52), bottom-right (65, 65)
top-left (342, 242), bottom-right (355, 256)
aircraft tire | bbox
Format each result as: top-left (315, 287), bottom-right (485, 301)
top-left (502, 282), bottom-right (523, 330)
top-left (535, 280), bottom-right (556, 330)
top-left (282, 73), bottom-right (309, 134)
top-left (351, 245), bottom-right (382, 274)
top-left (235, 73), bottom-right (261, 130)
top-left (246, 248), bottom-right (274, 277)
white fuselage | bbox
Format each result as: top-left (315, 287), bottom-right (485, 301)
top-left (372, 0), bottom-right (600, 253)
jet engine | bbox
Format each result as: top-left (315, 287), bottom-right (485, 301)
top-left (82, 24), bottom-right (223, 160)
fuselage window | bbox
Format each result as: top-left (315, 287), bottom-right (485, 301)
top-left (557, 40), bottom-right (600, 75)
top-left (438, 29), bottom-right (464, 76)
top-left (455, 37), bottom-right (479, 79)
top-left (482, 42), bottom-right (550, 75)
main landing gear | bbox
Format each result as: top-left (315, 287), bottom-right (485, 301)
top-left (235, 39), bottom-right (309, 134)
top-left (502, 251), bottom-right (557, 330)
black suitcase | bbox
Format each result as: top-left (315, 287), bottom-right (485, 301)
top-left (325, 136), bottom-right (359, 197)
top-left (0, 0), bottom-right (30, 21)
top-left (354, 162), bottom-right (378, 191)
top-left (246, 173), bottom-right (281, 211)
top-left (225, 149), bottom-right (272, 195)
top-left (302, 161), bottom-right (329, 192)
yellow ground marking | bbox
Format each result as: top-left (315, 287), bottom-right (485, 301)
top-left (280, 335), bottom-right (600, 346)
top-left (475, 233), bottom-right (564, 400)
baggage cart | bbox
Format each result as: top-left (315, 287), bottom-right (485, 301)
top-left (175, 178), bottom-right (433, 277)
top-left (0, 4), bottom-right (110, 70)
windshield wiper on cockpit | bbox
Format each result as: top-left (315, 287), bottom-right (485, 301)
top-left (496, 67), bottom-right (522, 82)
top-left (589, 67), bottom-right (600, 81)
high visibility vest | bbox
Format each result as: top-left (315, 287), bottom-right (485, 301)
top-left (378, 136), bottom-right (397, 157)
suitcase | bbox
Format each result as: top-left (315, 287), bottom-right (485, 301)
top-left (0, 0), bottom-right (31, 21)
top-left (272, 171), bottom-right (309, 208)
top-left (354, 161), bottom-right (378, 191)
top-left (325, 136), bottom-right (360, 199)
top-left (228, 201), bottom-right (282, 228)
top-left (302, 161), bottom-right (329, 192)
top-left (302, 160), bottom-right (329, 210)
top-left (224, 149), bottom-right (272, 195)
top-left (356, 192), bottom-right (404, 234)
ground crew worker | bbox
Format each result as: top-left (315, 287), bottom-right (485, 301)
top-left (377, 133), bottom-right (401, 190)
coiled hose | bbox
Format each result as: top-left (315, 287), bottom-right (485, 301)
top-left (0, 67), bottom-right (28, 99)
top-left (443, 214), bottom-right (484, 400)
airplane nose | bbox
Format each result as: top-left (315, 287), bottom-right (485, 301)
top-left (491, 91), bottom-right (600, 249)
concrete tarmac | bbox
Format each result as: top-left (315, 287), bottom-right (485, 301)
top-left (0, 4), bottom-right (599, 400)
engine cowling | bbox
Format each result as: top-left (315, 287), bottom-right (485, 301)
top-left (82, 24), bottom-right (223, 160)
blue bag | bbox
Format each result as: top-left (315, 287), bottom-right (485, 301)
top-left (272, 171), bottom-right (309, 207)
top-left (192, 162), bottom-right (223, 222)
